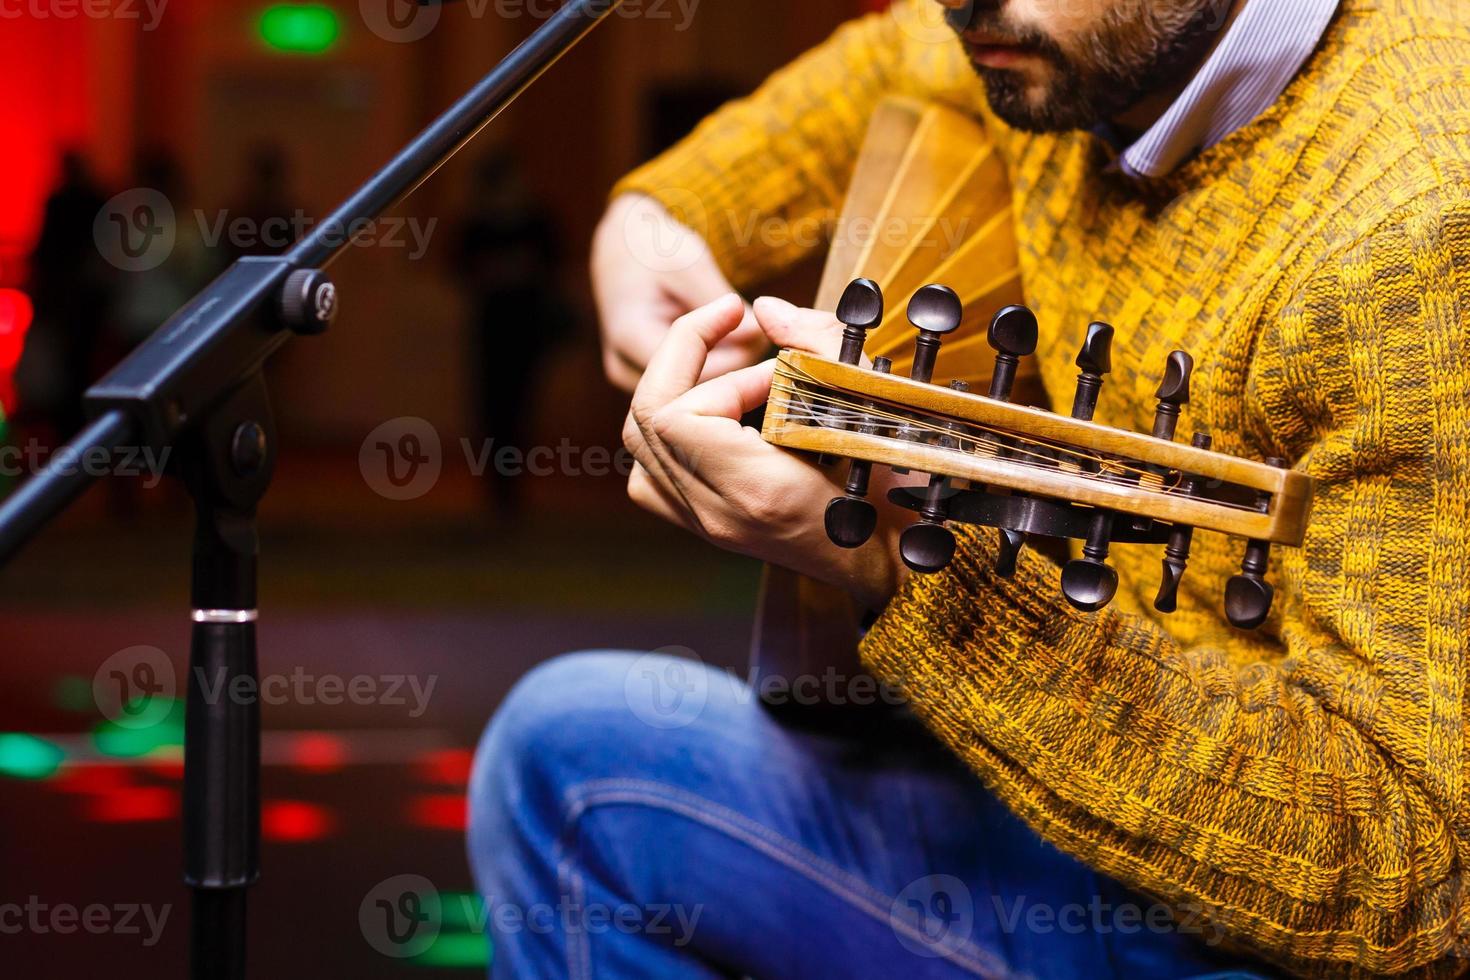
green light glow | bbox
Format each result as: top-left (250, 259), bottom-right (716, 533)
top-left (92, 698), bottom-right (185, 758)
top-left (52, 674), bottom-right (94, 713)
top-left (412, 932), bottom-right (491, 969)
top-left (0, 733), bottom-right (65, 780)
top-left (438, 893), bottom-right (485, 932)
top-left (258, 4), bottom-right (340, 54)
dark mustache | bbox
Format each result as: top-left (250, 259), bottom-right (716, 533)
top-left (944, 5), bottom-right (1050, 49)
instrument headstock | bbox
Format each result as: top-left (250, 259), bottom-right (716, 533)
top-left (764, 280), bottom-right (1315, 628)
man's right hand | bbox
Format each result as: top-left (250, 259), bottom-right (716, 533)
top-left (592, 193), bottom-right (769, 393)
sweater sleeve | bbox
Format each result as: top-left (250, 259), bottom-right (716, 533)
top-left (859, 199), bottom-right (1470, 975)
top-left (610, 0), bottom-right (954, 290)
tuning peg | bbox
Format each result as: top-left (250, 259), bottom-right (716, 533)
top-left (1154, 433), bottom-right (1212, 612)
top-left (823, 357), bottom-right (892, 548)
top-left (899, 380), bottom-right (966, 574)
top-left (1225, 456), bottom-right (1285, 629)
top-left (986, 305), bottom-right (1039, 402)
top-left (1070, 322), bottom-right (1114, 421)
top-left (816, 279), bottom-right (885, 466)
top-left (1151, 351), bottom-right (1194, 441)
top-left (835, 278), bottom-right (883, 365)
top-left (906, 284), bottom-right (963, 384)
top-left (994, 529), bottom-right (1025, 577)
top-left (1061, 511), bottom-right (1119, 612)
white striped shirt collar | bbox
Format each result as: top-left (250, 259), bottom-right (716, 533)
top-left (1104, 0), bottom-right (1340, 179)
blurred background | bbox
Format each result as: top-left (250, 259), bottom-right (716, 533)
top-left (0, 0), bottom-right (877, 974)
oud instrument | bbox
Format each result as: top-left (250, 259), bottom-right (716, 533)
top-left (764, 282), bottom-right (1313, 620)
top-left (747, 97), bottom-right (1313, 712)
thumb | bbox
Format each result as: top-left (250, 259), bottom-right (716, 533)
top-left (752, 296), bottom-right (845, 359)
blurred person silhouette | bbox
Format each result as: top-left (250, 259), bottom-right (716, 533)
top-left (113, 148), bottom-right (214, 353)
top-left (453, 149), bottom-right (572, 518)
top-left (227, 143), bottom-right (298, 260)
top-left (19, 149), bottom-right (114, 440)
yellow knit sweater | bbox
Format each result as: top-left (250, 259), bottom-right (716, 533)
top-left (614, 0), bottom-right (1470, 974)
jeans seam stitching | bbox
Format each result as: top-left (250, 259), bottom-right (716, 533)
top-left (557, 776), bottom-right (1012, 979)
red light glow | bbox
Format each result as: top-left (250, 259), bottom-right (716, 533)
top-left (262, 799), bottom-right (336, 843)
top-left (84, 786), bottom-right (179, 823)
top-left (407, 793), bottom-right (467, 832)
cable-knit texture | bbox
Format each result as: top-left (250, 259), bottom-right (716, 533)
top-left (614, 1), bottom-right (1470, 973)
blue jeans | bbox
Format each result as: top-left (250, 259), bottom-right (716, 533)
top-left (468, 651), bottom-right (1271, 979)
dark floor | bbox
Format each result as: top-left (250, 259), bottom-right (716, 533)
top-left (0, 452), bottom-right (759, 977)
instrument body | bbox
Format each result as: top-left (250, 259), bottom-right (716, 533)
top-left (748, 96), bottom-right (1034, 707)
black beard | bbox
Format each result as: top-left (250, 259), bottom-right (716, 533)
top-left (948, 3), bottom-right (1223, 134)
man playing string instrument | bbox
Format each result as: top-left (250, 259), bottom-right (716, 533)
top-left (469, 0), bottom-right (1470, 975)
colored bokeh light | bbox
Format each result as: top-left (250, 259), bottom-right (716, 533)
top-left (258, 4), bottom-right (340, 55)
top-left (415, 747), bottom-right (473, 786)
top-left (0, 733), bottom-right (65, 780)
top-left (84, 786), bottom-right (179, 823)
top-left (411, 931), bottom-right (491, 969)
top-left (407, 793), bottom-right (467, 832)
top-left (92, 697), bottom-right (185, 758)
top-left (51, 674), bottom-right (95, 713)
top-left (262, 799), bottom-right (337, 843)
top-left (0, 288), bottom-right (33, 371)
top-left (288, 732), bottom-right (347, 773)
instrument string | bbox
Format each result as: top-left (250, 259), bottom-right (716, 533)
top-left (766, 366), bottom-right (1258, 513)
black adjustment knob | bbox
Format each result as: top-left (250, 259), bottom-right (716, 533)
top-left (1151, 351), bottom-right (1194, 441)
top-left (906, 284), bottom-right (963, 384)
top-left (1061, 511), bottom-right (1119, 612)
top-left (279, 268), bottom-right (337, 335)
top-left (835, 278), bottom-right (883, 365)
top-left (823, 357), bottom-right (892, 549)
top-left (899, 380), bottom-right (965, 574)
top-left (1154, 433), bottom-right (1212, 613)
top-left (1070, 321), bottom-right (1114, 421)
top-left (1225, 456), bottom-right (1286, 629)
top-left (986, 305), bottom-right (1039, 401)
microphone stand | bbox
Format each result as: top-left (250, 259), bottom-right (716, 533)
top-left (0, 1), bottom-right (624, 976)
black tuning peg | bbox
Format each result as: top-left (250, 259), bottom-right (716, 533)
top-left (818, 278), bottom-right (885, 466)
top-left (1061, 511), bottom-right (1119, 612)
top-left (899, 380), bottom-right (966, 574)
top-left (994, 529), bottom-right (1025, 577)
top-left (906, 284), bottom-right (964, 384)
top-left (1059, 321), bottom-right (1120, 606)
top-left (1225, 456), bottom-right (1286, 629)
top-left (1070, 321), bottom-right (1114, 421)
top-left (1131, 349), bottom-right (1195, 532)
top-left (986, 305), bottom-right (1039, 401)
top-left (823, 357), bottom-right (892, 549)
top-left (835, 278), bottom-right (883, 365)
top-left (1151, 351), bottom-right (1194, 441)
top-left (1154, 433), bottom-right (1212, 613)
